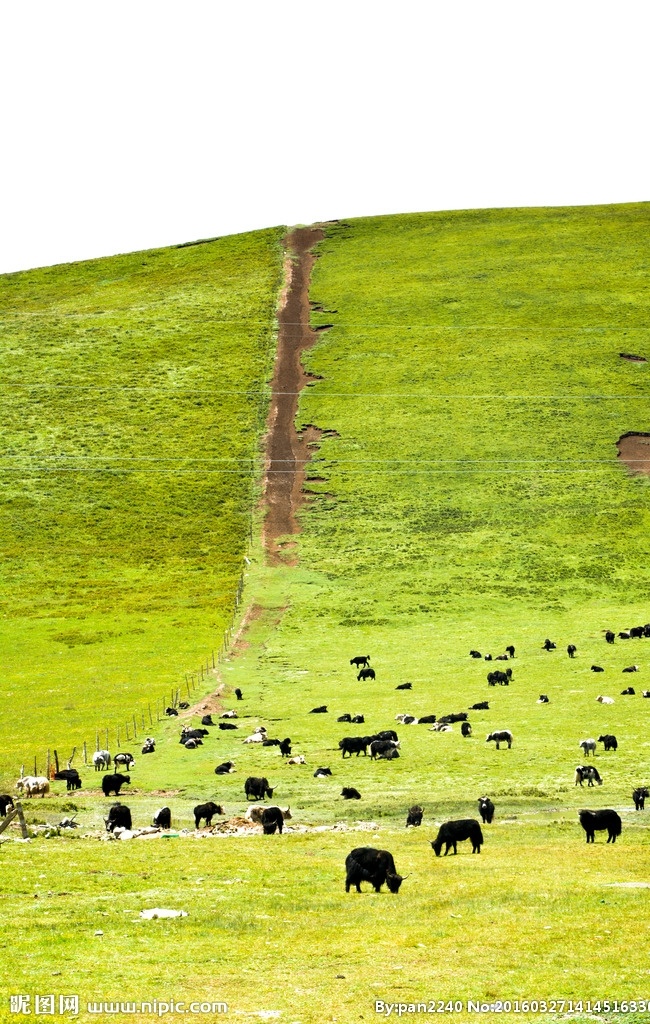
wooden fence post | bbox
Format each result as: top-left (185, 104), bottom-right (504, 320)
top-left (83, 742), bottom-right (87, 766)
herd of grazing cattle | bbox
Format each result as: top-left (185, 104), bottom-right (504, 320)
top-left (2, 624), bottom-right (649, 890)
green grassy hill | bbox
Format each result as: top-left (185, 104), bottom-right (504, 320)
top-left (3, 205), bottom-right (650, 1020)
top-left (0, 228), bottom-right (283, 774)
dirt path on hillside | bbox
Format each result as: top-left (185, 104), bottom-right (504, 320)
top-left (617, 432), bottom-right (650, 475)
top-left (263, 226), bottom-right (325, 565)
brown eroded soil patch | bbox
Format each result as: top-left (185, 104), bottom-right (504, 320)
top-left (617, 432), bottom-right (650, 475)
top-left (263, 226), bottom-right (326, 565)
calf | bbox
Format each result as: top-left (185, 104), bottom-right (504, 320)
top-left (537, 695), bottom-right (550, 704)
top-left (596, 695), bottom-right (614, 704)
top-left (461, 721), bottom-right (472, 737)
top-left (102, 773), bottom-right (130, 797)
top-left (486, 730), bottom-right (513, 749)
top-left (633, 787), bottom-right (649, 810)
top-left (505, 645), bottom-right (515, 658)
top-left (279, 738), bottom-right (292, 757)
top-left (542, 639), bottom-right (556, 650)
top-left (598, 734), bottom-right (618, 751)
top-left (337, 713), bottom-right (352, 722)
top-left (153, 807), bottom-right (171, 829)
top-left (221, 710), bottom-right (238, 719)
top-left (286, 756), bottom-right (306, 765)
top-left (341, 787), bottom-right (361, 800)
top-left (244, 776), bottom-right (274, 801)
top-left (194, 802), bottom-right (225, 828)
top-left (622, 666), bottom-right (639, 673)
top-left (406, 805), bottom-right (423, 827)
top-left (105, 803), bottom-right (132, 832)
top-left (234, 688), bottom-right (243, 700)
top-left (219, 722), bottom-right (238, 730)
top-left (605, 631), bottom-right (616, 644)
top-left (621, 686), bottom-right (636, 694)
top-left (92, 750), bottom-right (111, 771)
top-left (396, 683), bottom-right (412, 690)
top-left (261, 807), bottom-right (285, 834)
top-left (141, 738), bottom-right (156, 754)
top-left (478, 797), bottom-right (494, 824)
top-left (345, 847), bottom-right (403, 893)
top-left (350, 656), bottom-right (370, 669)
top-left (579, 738), bottom-right (596, 757)
top-left (201, 715), bottom-right (214, 726)
top-left (579, 808), bottom-right (621, 843)
top-left (351, 714), bottom-right (365, 724)
top-left (214, 761), bottom-right (236, 775)
top-left (165, 707), bottom-right (178, 716)
top-left (314, 767), bottom-right (332, 778)
top-left (310, 706), bottom-right (328, 714)
top-left (591, 665), bottom-right (605, 672)
top-left (470, 701), bottom-right (489, 710)
top-left (418, 715), bottom-right (437, 725)
top-left (377, 748), bottom-right (400, 760)
top-left (469, 650), bottom-right (482, 659)
top-left (567, 644), bottom-right (577, 658)
top-left (357, 668), bottom-right (376, 681)
top-left (431, 819), bottom-right (483, 855)
top-left (178, 702), bottom-right (190, 710)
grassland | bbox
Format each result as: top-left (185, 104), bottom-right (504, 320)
top-left (0, 229), bottom-right (284, 772)
top-left (3, 204), bottom-right (650, 1021)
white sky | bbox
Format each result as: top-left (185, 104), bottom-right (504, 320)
top-left (1, 1), bottom-right (648, 275)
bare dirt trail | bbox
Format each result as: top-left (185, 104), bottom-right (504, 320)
top-left (263, 226), bottom-right (326, 564)
top-left (617, 432), bottom-right (650, 475)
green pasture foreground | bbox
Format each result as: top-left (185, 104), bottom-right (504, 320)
top-left (0, 228), bottom-right (283, 772)
top-left (1, 823), bottom-right (649, 1023)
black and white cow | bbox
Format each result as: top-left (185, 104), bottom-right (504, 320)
top-left (574, 765), bottom-right (602, 787)
top-left (114, 752), bottom-right (135, 771)
top-left (486, 730), bottom-right (513, 749)
top-left (0, 795), bottom-right (15, 816)
top-left (478, 797), bottom-right (494, 824)
top-left (153, 807), bottom-right (171, 829)
top-left (214, 761), bottom-right (236, 775)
